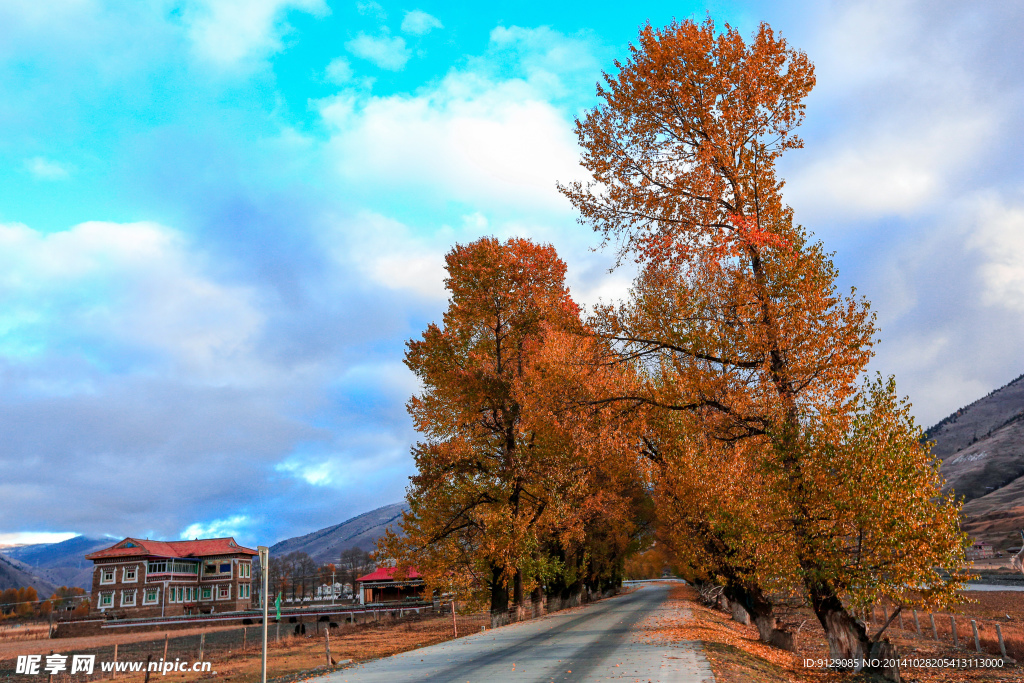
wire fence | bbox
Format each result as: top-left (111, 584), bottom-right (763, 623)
top-left (0, 604), bottom-right (454, 683)
top-left (861, 604), bottom-right (1023, 662)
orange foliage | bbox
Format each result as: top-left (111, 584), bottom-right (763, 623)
top-left (561, 17), bottom-right (968, 666)
top-left (380, 237), bottom-right (646, 610)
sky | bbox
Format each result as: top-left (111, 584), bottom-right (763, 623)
top-left (1, 0), bottom-right (1023, 549)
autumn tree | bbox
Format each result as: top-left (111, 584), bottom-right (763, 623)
top-left (561, 18), bottom-right (966, 668)
top-left (381, 237), bottom-right (644, 623)
top-left (0, 588), bottom-right (17, 615)
top-left (642, 417), bottom-right (796, 645)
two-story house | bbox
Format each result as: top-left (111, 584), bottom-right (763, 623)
top-left (86, 537), bottom-right (258, 618)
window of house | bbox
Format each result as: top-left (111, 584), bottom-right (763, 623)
top-left (219, 563), bottom-right (230, 574)
top-left (238, 584), bottom-right (250, 599)
top-left (218, 585), bottom-right (230, 600)
top-left (148, 560), bottom-right (168, 574)
top-left (201, 587), bottom-right (212, 600)
top-left (120, 590), bottom-right (136, 607)
top-left (123, 566), bottom-right (137, 582)
top-left (143, 588), bottom-right (159, 605)
top-left (204, 562), bottom-right (217, 575)
top-left (239, 563), bottom-right (250, 578)
top-left (100, 592), bottom-right (114, 608)
top-left (100, 568), bottom-right (115, 584)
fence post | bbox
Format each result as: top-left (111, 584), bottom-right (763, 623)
top-left (325, 626), bottom-right (331, 666)
top-left (452, 600), bottom-right (458, 638)
top-left (199, 633), bottom-right (205, 661)
top-left (163, 634), bottom-right (169, 664)
top-left (951, 615), bottom-right (959, 647)
top-left (243, 627), bottom-right (247, 652)
top-left (913, 610), bottom-right (922, 636)
top-left (276, 622), bottom-right (280, 643)
top-left (971, 619), bottom-right (980, 653)
top-left (997, 624), bottom-right (1007, 659)
top-left (112, 644), bottom-right (118, 680)
top-left (143, 654), bottom-right (152, 683)
top-left (47, 650), bottom-right (53, 683)
top-left (930, 613), bottom-right (938, 641)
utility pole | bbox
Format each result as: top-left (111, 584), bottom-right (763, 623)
top-left (331, 568), bottom-right (336, 605)
top-left (259, 546), bottom-right (269, 683)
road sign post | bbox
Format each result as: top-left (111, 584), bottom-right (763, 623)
top-left (259, 546), bottom-right (269, 683)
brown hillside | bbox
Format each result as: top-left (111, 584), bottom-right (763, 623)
top-left (927, 372), bottom-right (1024, 550)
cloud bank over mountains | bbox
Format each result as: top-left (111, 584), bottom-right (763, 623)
top-left (0, 0), bottom-right (1022, 546)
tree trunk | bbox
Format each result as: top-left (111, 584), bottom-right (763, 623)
top-left (723, 581), bottom-right (793, 649)
top-left (531, 584), bottom-right (544, 618)
top-left (809, 584), bottom-right (870, 668)
top-left (513, 569), bottom-right (526, 622)
top-left (490, 565), bottom-right (509, 628)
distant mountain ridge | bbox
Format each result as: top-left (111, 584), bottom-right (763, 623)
top-left (269, 502), bottom-right (408, 564)
top-left (0, 505), bottom-right (410, 592)
top-left (0, 553), bottom-right (57, 595)
top-left (926, 372), bottom-right (1024, 551)
top-left (0, 536), bottom-right (110, 591)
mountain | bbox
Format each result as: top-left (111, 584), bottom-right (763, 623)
top-left (269, 503), bottom-right (408, 564)
top-left (0, 536), bottom-right (110, 590)
top-left (926, 372), bottom-right (1024, 551)
top-left (0, 553), bottom-right (57, 595)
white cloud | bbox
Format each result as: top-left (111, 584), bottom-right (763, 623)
top-left (325, 56), bottom-right (353, 83)
top-left (968, 193), bottom-right (1024, 311)
top-left (401, 9), bottom-right (443, 36)
top-left (24, 156), bottom-right (71, 180)
top-left (0, 531), bottom-right (78, 546)
top-left (786, 112), bottom-right (993, 218)
top-left (181, 515), bottom-right (251, 539)
top-left (779, 0), bottom-right (1003, 222)
top-left (333, 211), bottom-right (448, 300)
top-left (317, 50), bottom-right (587, 214)
top-left (319, 81), bottom-right (581, 211)
top-left (345, 33), bottom-right (410, 71)
top-left (355, 0), bottom-right (386, 19)
top-left (0, 221), bottom-right (264, 377)
top-left (183, 0), bottom-right (327, 67)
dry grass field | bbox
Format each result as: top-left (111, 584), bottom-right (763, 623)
top-left (0, 624), bottom-right (244, 660)
top-left (0, 611), bottom-right (490, 683)
top-left (0, 624), bottom-right (50, 644)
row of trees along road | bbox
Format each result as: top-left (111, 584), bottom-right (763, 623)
top-left (381, 19), bottom-right (968, 680)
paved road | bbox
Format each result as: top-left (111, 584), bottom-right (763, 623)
top-left (317, 584), bottom-right (715, 683)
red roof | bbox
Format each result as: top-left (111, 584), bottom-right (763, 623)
top-left (85, 537), bottom-right (257, 560)
top-left (356, 566), bottom-right (422, 583)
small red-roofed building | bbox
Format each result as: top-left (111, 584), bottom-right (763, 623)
top-left (355, 566), bottom-right (425, 605)
top-left (85, 537), bottom-right (257, 618)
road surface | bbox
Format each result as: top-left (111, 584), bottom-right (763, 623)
top-left (317, 583), bottom-right (715, 683)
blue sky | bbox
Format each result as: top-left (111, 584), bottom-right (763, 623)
top-left (2, 0), bottom-right (1023, 549)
